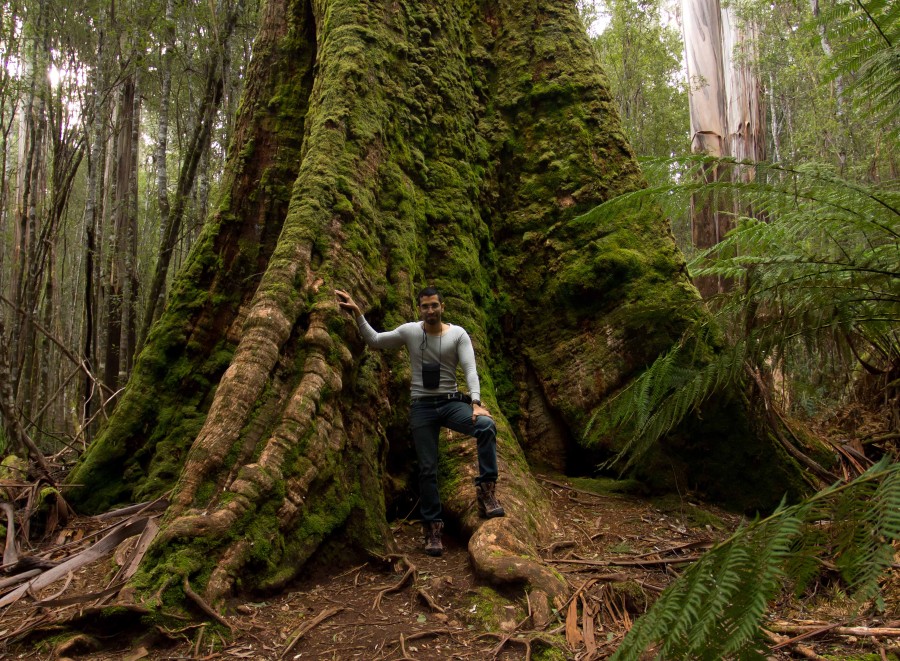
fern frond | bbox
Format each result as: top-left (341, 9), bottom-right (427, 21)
top-left (612, 460), bottom-right (900, 660)
top-left (818, 0), bottom-right (900, 134)
top-left (583, 155), bottom-right (898, 470)
top-left (585, 323), bottom-right (746, 470)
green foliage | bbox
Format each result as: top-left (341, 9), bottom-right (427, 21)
top-left (818, 0), bottom-right (900, 138)
top-left (582, 0), bottom-right (689, 159)
top-left (587, 156), bottom-right (899, 467)
top-left (612, 459), bottom-right (900, 660)
top-left (733, 0), bottom-right (897, 181)
top-left (586, 321), bottom-right (735, 470)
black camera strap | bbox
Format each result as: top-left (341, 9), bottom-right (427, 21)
top-left (421, 325), bottom-right (443, 368)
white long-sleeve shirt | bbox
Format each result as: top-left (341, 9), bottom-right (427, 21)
top-left (356, 316), bottom-right (481, 401)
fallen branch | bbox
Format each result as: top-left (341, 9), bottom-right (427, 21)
top-left (35, 570), bottom-right (73, 603)
top-left (537, 477), bottom-right (624, 501)
top-left (547, 555), bottom-right (703, 568)
top-left (764, 628), bottom-right (830, 660)
top-left (34, 582), bottom-right (127, 607)
top-left (542, 539), bottom-right (577, 556)
top-left (768, 623), bottom-right (900, 637)
top-left (280, 606), bottom-right (344, 659)
top-left (746, 366), bottom-right (838, 486)
top-left (862, 432), bottom-right (900, 446)
top-left (768, 621), bottom-right (843, 650)
top-left (96, 497), bottom-right (169, 520)
top-left (0, 569), bottom-right (41, 590)
top-left (632, 539), bottom-right (713, 558)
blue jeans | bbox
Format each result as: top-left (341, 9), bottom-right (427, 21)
top-left (409, 398), bottom-right (499, 523)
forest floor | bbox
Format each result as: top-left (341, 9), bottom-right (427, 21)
top-left (1, 465), bottom-right (898, 661)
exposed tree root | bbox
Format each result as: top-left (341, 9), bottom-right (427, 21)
top-left (416, 587), bottom-right (444, 613)
top-left (183, 576), bottom-right (233, 632)
top-left (373, 556), bottom-right (416, 611)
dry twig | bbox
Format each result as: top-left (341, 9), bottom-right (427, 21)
top-left (182, 576), bottom-right (233, 632)
top-left (279, 606), bottom-right (344, 659)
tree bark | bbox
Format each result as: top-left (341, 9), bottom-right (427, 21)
top-left (722, 5), bottom-right (765, 226)
top-left (154, 0), bottom-right (174, 264)
top-left (682, 0), bottom-right (730, 297)
top-left (80, 20), bottom-right (108, 442)
top-left (12, 0), bottom-right (49, 417)
top-left (69, 0), bottom-right (806, 617)
top-left (103, 77), bottom-right (137, 391)
top-left (722, 7), bottom-right (765, 170)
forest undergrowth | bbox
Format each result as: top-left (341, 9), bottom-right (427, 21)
top-left (0, 391), bottom-right (895, 660)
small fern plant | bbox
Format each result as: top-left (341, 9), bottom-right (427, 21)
top-left (611, 458), bottom-right (900, 660)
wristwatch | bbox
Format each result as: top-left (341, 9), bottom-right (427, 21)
top-left (472, 399), bottom-right (482, 407)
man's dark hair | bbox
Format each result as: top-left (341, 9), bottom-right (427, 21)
top-left (417, 286), bottom-right (443, 304)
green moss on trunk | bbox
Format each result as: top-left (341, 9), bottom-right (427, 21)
top-left (69, 0), bottom-right (806, 613)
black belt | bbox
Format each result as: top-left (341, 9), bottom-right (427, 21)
top-left (411, 392), bottom-right (470, 403)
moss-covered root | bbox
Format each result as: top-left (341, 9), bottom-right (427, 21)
top-left (142, 303), bottom-right (385, 606)
top-left (439, 420), bottom-right (568, 611)
top-left (467, 520), bottom-right (567, 618)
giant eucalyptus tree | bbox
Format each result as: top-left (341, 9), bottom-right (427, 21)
top-left (67, 0), bottom-right (806, 616)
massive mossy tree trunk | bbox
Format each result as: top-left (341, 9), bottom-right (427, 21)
top-left (67, 0), bottom-right (804, 614)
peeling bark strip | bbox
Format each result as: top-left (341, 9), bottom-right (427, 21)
top-left (67, 0), bottom-right (805, 619)
top-left (0, 516), bottom-right (152, 609)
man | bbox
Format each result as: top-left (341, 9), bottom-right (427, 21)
top-left (336, 286), bottom-right (504, 556)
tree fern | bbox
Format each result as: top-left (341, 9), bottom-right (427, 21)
top-left (817, 0), bottom-right (900, 136)
top-left (612, 459), bottom-right (900, 660)
top-left (583, 156), bottom-right (899, 467)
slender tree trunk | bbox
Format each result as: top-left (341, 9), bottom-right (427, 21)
top-left (193, 138), bottom-right (210, 252)
top-left (767, 73), bottom-right (782, 164)
top-left (809, 0), bottom-right (844, 114)
top-left (0, 1), bottom-right (22, 297)
top-left (15, 45), bottom-right (48, 421)
top-left (120, 72), bottom-right (140, 380)
top-left (103, 78), bottom-right (135, 391)
top-left (81, 57), bottom-right (101, 440)
top-left (153, 0), bottom-right (174, 301)
top-left (682, 0), bottom-right (730, 297)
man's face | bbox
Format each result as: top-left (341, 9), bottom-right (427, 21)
top-left (419, 295), bottom-right (444, 325)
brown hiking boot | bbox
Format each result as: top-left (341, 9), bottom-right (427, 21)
top-left (477, 481), bottom-right (506, 518)
top-left (423, 521), bottom-right (443, 556)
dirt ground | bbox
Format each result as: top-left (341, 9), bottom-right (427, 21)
top-left (1, 474), bottom-right (898, 660)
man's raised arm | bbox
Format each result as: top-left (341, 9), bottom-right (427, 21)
top-left (335, 289), bottom-right (406, 350)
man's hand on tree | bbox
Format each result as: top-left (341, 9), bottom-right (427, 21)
top-left (335, 289), bottom-right (361, 316)
top-left (472, 402), bottom-right (492, 422)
